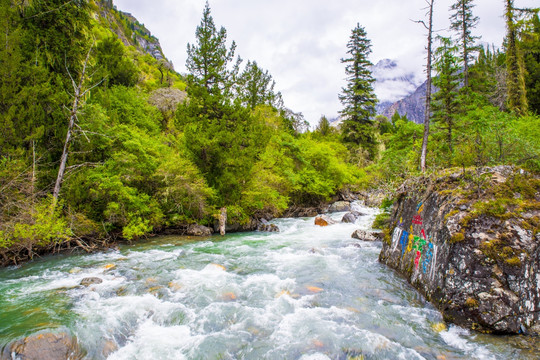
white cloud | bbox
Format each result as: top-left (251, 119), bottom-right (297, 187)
top-left (113, 0), bottom-right (539, 125)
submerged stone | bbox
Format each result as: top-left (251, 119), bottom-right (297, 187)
top-left (80, 277), bottom-right (103, 287)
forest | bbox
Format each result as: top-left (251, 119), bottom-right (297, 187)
top-left (0, 0), bottom-right (538, 265)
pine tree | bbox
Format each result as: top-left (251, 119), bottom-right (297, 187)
top-left (186, 1), bottom-right (239, 98)
top-left (504, 0), bottom-right (528, 115)
top-left (338, 23), bottom-right (378, 159)
top-left (521, 14), bottom-right (540, 114)
top-left (432, 36), bottom-right (461, 157)
top-left (450, 0), bottom-right (480, 89)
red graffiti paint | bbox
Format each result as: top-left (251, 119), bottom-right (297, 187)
top-left (414, 251), bottom-right (422, 269)
top-left (412, 215), bottom-right (423, 225)
top-left (421, 229), bottom-right (427, 240)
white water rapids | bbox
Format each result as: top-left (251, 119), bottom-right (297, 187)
top-left (0, 204), bottom-right (537, 359)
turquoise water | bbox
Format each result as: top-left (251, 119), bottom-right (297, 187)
top-left (0, 205), bottom-right (537, 359)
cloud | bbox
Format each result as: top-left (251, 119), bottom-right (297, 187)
top-left (113, 0), bottom-right (538, 125)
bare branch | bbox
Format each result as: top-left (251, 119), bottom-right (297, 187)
top-left (412, 19), bottom-right (429, 30)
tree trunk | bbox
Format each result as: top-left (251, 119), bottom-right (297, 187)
top-left (219, 207), bottom-right (227, 236)
top-left (420, 0), bottom-right (435, 173)
top-left (52, 45), bottom-right (94, 203)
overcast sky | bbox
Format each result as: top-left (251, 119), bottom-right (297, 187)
top-left (113, 0), bottom-right (538, 125)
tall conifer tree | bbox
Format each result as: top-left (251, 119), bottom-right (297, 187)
top-left (504, 0), bottom-right (528, 115)
top-left (432, 36), bottom-right (461, 156)
top-left (339, 23), bottom-right (378, 159)
top-left (186, 1), bottom-right (239, 98)
top-left (450, 0), bottom-right (480, 89)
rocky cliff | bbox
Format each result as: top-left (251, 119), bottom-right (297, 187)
top-left (379, 166), bottom-right (539, 334)
top-left (91, 0), bottom-right (173, 68)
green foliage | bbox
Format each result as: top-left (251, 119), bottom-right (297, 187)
top-left (0, 197), bottom-right (71, 249)
top-left (339, 23), bottom-right (378, 160)
top-left (236, 60), bottom-right (282, 109)
top-left (373, 118), bottom-right (423, 182)
top-left (95, 36), bottom-right (140, 87)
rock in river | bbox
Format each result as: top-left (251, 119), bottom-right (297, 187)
top-left (315, 215), bottom-right (336, 227)
top-left (341, 211), bottom-right (365, 223)
top-left (351, 229), bottom-right (381, 241)
top-left (1, 332), bottom-right (83, 360)
top-left (328, 201), bottom-right (351, 213)
top-left (80, 277), bottom-right (103, 287)
top-left (186, 224), bottom-right (213, 236)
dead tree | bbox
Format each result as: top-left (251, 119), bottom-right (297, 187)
top-left (53, 44), bottom-right (102, 203)
top-left (415, 0), bottom-right (435, 173)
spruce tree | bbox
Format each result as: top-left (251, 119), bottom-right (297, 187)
top-left (338, 23), bottom-right (378, 160)
top-left (450, 0), bottom-right (480, 89)
top-left (504, 0), bottom-right (528, 115)
top-left (432, 36), bottom-right (461, 157)
top-left (186, 1), bottom-right (239, 98)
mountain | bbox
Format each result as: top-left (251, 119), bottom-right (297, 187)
top-left (382, 80), bottom-right (429, 124)
top-left (371, 59), bottom-right (423, 116)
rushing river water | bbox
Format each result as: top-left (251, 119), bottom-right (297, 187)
top-left (0, 205), bottom-right (538, 359)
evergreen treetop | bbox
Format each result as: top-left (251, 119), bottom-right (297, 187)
top-left (186, 1), bottom-right (239, 98)
top-left (338, 23), bottom-right (378, 159)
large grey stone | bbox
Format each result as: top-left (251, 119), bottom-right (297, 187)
top-left (328, 201), bottom-right (351, 213)
top-left (379, 167), bottom-right (540, 334)
top-left (2, 332), bottom-right (83, 360)
top-left (186, 224), bottom-right (213, 236)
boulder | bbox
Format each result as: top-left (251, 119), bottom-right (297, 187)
top-left (257, 223), bottom-right (280, 232)
top-left (315, 215), bottom-right (336, 227)
top-left (80, 277), bottom-right (103, 287)
top-left (2, 332), bottom-right (83, 360)
top-left (341, 211), bottom-right (365, 223)
top-left (186, 224), bottom-right (213, 236)
top-left (379, 167), bottom-right (540, 334)
top-left (328, 201), bottom-right (351, 213)
top-left (351, 229), bottom-right (381, 241)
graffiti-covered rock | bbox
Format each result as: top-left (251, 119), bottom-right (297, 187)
top-left (379, 167), bottom-right (540, 334)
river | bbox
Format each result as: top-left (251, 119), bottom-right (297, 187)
top-left (0, 205), bottom-right (537, 359)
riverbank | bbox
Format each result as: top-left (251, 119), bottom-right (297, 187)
top-left (0, 189), bottom-right (388, 268)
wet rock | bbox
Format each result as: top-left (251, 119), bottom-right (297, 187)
top-left (257, 223), bottom-right (280, 232)
top-left (341, 211), bottom-right (365, 223)
top-left (351, 229), bottom-right (381, 242)
top-left (101, 339), bottom-right (118, 357)
top-left (315, 215), bottom-right (336, 227)
top-left (283, 206), bottom-right (321, 218)
top-left (186, 224), bottom-right (213, 236)
top-left (379, 167), bottom-right (540, 334)
top-left (328, 201), bottom-right (351, 212)
top-left (80, 277), bottom-right (103, 287)
top-left (2, 332), bottom-right (83, 360)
